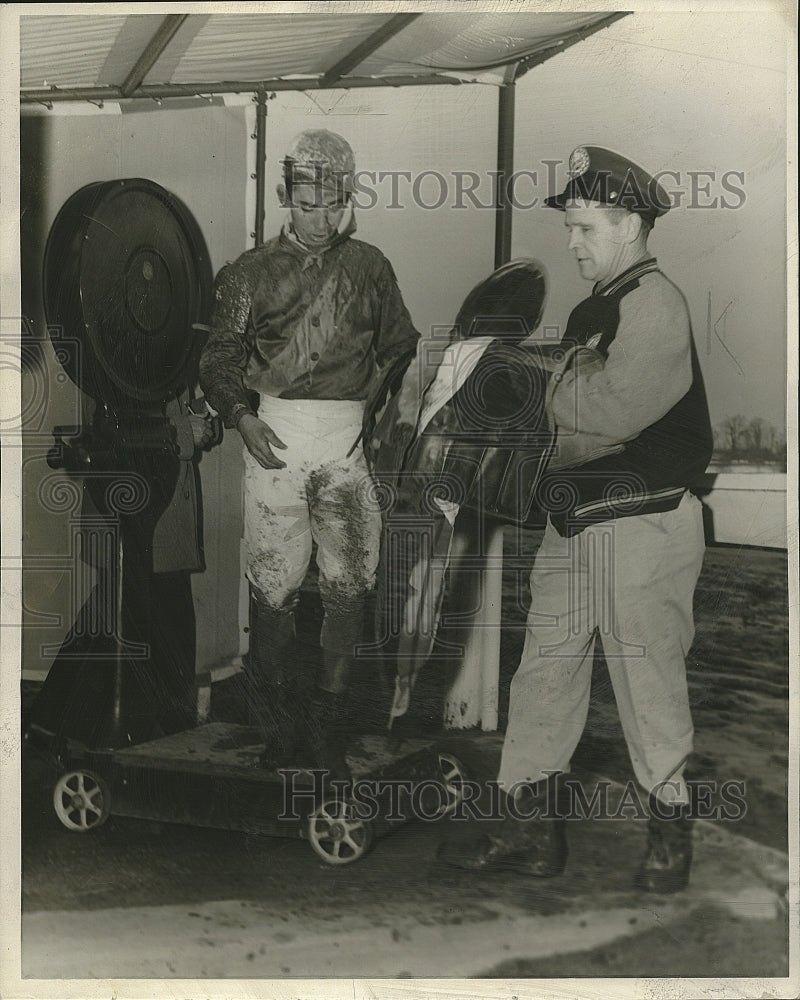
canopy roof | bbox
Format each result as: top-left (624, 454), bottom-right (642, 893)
top-left (20, 10), bottom-right (628, 103)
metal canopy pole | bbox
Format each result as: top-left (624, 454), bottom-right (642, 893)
top-left (321, 12), bottom-right (421, 88)
top-left (494, 82), bottom-right (516, 270)
top-left (119, 14), bottom-right (190, 98)
top-left (253, 87), bottom-right (268, 247)
top-left (20, 74), bottom-right (463, 105)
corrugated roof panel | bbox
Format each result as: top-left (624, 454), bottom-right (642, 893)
top-left (156, 13), bottom-right (388, 85)
top-left (18, 11), bottom-right (625, 98)
top-left (356, 11), bottom-right (612, 76)
top-left (20, 14), bottom-right (129, 89)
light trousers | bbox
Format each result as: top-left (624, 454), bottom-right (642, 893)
top-left (498, 491), bottom-right (705, 798)
top-left (243, 396), bottom-right (382, 658)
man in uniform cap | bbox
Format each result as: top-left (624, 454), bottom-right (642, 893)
top-left (545, 144), bottom-right (672, 225)
top-left (200, 129), bottom-right (419, 781)
top-left (440, 146), bottom-right (713, 893)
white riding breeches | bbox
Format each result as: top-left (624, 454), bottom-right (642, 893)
top-left (243, 396), bottom-right (382, 657)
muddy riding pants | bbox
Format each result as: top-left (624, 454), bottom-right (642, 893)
top-left (243, 397), bottom-right (382, 662)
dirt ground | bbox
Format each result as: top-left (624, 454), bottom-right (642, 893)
top-left (13, 541), bottom-right (795, 989)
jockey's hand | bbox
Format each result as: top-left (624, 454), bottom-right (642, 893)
top-left (238, 413), bottom-right (288, 469)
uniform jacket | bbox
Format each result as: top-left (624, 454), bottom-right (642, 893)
top-left (540, 257), bottom-right (713, 536)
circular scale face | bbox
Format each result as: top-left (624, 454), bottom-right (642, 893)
top-left (44, 178), bottom-right (212, 405)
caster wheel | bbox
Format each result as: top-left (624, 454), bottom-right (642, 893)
top-left (307, 798), bottom-right (374, 865)
top-left (437, 752), bottom-right (470, 816)
top-left (53, 770), bottom-right (110, 832)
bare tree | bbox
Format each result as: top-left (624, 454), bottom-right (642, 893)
top-left (744, 417), bottom-right (766, 453)
top-left (720, 414), bottom-right (748, 454)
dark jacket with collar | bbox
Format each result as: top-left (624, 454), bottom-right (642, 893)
top-left (538, 258), bottom-right (713, 537)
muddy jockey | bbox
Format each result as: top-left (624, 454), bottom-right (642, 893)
top-left (421, 146), bottom-right (713, 894)
top-left (199, 129), bottom-right (420, 781)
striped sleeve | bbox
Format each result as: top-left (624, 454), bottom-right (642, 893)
top-left (550, 273), bottom-right (693, 444)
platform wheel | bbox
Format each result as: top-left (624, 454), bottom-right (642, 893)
top-left (53, 770), bottom-right (110, 832)
top-left (437, 752), bottom-right (470, 816)
top-left (307, 798), bottom-right (374, 865)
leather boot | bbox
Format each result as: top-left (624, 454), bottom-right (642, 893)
top-left (302, 652), bottom-right (354, 784)
top-left (633, 794), bottom-right (693, 894)
top-left (304, 688), bottom-right (353, 786)
top-left (243, 590), bottom-right (299, 767)
top-left (437, 777), bottom-right (568, 877)
top-left (251, 682), bottom-right (300, 769)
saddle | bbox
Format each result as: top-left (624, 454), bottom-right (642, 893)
top-left (364, 260), bottom-right (606, 527)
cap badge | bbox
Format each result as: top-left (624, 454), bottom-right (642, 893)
top-left (568, 147), bottom-right (591, 178)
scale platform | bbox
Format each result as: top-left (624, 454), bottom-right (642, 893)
top-left (49, 722), bottom-right (469, 865)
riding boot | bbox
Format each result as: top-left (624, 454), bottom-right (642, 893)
top-left (305, 688), bottom-right (353, 786)
top-left (243, 590), bottom-right (299, 766)
top-left (303, 652), bottom-right (353, 785)
top-left (437, 776), bottom-right (568, 877)
top-left (251, 682), bottom-right (301, 768)
top-left (633, 794), bottom-right (693, 894)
